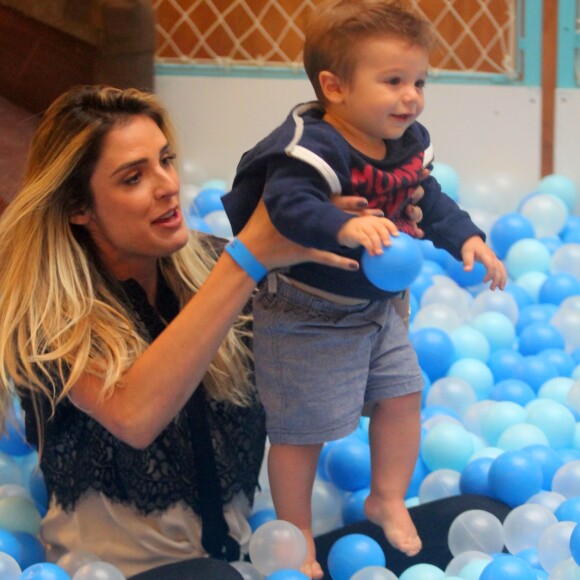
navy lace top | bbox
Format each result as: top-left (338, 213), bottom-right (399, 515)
top-left (20, 259), bottom-right (266, 516)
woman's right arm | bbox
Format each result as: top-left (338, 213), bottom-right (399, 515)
top-left (70, 200), bottom-right (359, 448)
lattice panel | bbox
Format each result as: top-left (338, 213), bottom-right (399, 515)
top-left (153, 0), bottom-right (517, 77)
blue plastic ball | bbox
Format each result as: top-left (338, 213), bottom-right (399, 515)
top-left (504, 283), bottom-right (534, 310)
top-left (417, 240), bottom-right (449, 266)
top-left (342, 488), bottom-right (370, 525)
top-left (554, 497), bottom-right (580, 524)
top-left (570, 521), bottom-right (580, 566)
top-left (489, 379), bottom-right (536, 406)
top-left (325, 437), bottom-right (371, 492)
top-left (444, 256), bottom-right (486, 287)
top-left (488, 450), bottom-right (543, 507)
top-left (193, 187), bottom-right (225, 217)
top-left (521, 356), bottom-right (559, 392)
top-left (248, 508), bottom-right (277, 532)
top-left (406, 457), bottom-right (430, 500)
top-left (410, 327), bottom-right (455, 381)
top-left (518, 322), bottom-right (565, 356)
top-left (537, 348), bottom-right (576, 377)
top-left (459, 456), bottom-right (494, 496)
top-left (516, 304), bottom-right (558, 334)
top-left (539, 273), bottom-right (580, 306)
top-left (487, 349), bottom-right (525, 382)
top-left (479, 554), bottom-right (537, 579)
top-left (362, 233), bottom-right (424, 292)
top-left (490, 212), bottom-right (535, 260)
top-left (523, 444), bottom-right (564, 489)
top-left (540, 235), bottom-right (563, 254)
top-left (12, 531), bottom-right (44, 569)
top-left (327, 534), bottom-right (386, 580)
top-left (185, 213), bottom-right (212, 233)
top-left (0, 529), bottom-right (22, 563)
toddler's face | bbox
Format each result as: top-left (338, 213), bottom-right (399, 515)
top-left (327, 35), bottom-right (429, 155)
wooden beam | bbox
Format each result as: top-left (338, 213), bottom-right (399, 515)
top-left (541, 1), bottom-right (558, 176)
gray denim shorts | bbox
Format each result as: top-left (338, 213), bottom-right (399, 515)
top-left (253, 274), bottom-right (424, 445)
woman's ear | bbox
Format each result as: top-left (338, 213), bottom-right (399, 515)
top-left (319, 71), bottom-right (345, 104)
top-left (69, 210), bottom-right (90, 225)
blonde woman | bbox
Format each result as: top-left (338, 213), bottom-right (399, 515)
top-left (0, 85), bottom-right (359, 579)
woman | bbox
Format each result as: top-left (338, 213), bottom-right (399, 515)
top-left (0, 85), bottom-right (359, 578)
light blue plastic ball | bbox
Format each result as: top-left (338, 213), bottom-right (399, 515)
top-left (526, 399), bottom-right (576, 449)
top-left (536, 173), bottom-right (578, 212)
top-left (431, 162), bottom-right (460, 201)
top-left (471, 312), bottom-right (516, 352)
top-left (421, 422), bottom-right (474, 472)
top-left (481, 401), bottom-right (527, 447)
top-left (505, 239), bottom-right (552, 279)
top-left (446, 358), bottom-right (494, 400)
top-left (20, 562), bottom-right (71, 580)
top-left (398, 563), bottom-right (445, 580)
top-left (450, 326), bottom-right (490, 362)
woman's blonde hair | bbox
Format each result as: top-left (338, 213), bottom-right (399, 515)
top-left (304, 0), bottom-right (436, 105)
top-left (0, 85), bottom-right (252, 441)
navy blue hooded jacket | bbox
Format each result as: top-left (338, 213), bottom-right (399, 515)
top-left (222, 102), bottom-right (484, 300)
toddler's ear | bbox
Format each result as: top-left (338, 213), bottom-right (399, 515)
top-left (319, 71), bottom-right (345, 104)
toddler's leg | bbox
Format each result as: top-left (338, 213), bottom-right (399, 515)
top-left (268, 443), bottom-right (324, 580)
top-left (364, 391), bottom-right (423, 557)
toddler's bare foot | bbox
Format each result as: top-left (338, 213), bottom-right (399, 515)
top-left (299, 527), bottom-right (324, 579)
top-left (364, 494), bottom-right (422, 557)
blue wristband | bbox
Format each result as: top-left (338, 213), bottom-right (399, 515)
top-left (225, 237), bottom-right (268, 283)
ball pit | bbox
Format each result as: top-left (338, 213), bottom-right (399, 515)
top-left (1, 169), bottom-right (580, 579)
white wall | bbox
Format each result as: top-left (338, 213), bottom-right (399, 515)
top-left (555, 89), bottom-right (580, 214)
top-left (155, 74), bottom-right (543, 220)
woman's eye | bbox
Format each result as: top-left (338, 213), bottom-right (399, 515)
top-left (162, 153), bottom-right (177, 166)
top-left (125, 173), bottom-right (141, 185)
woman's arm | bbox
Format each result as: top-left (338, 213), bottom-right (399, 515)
top-left (70, 200), bottom-right (359, 448)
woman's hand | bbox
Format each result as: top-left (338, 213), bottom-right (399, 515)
top-left (238, 199), bottom-right (359, 272)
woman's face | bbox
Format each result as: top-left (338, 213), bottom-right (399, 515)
top-left (71, 115), bottom-right (189, 281)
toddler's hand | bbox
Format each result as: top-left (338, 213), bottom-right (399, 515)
top-left (337, 215), bottom-right (399, 256)
top-left (461, 236), bottom-right (507, 290)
